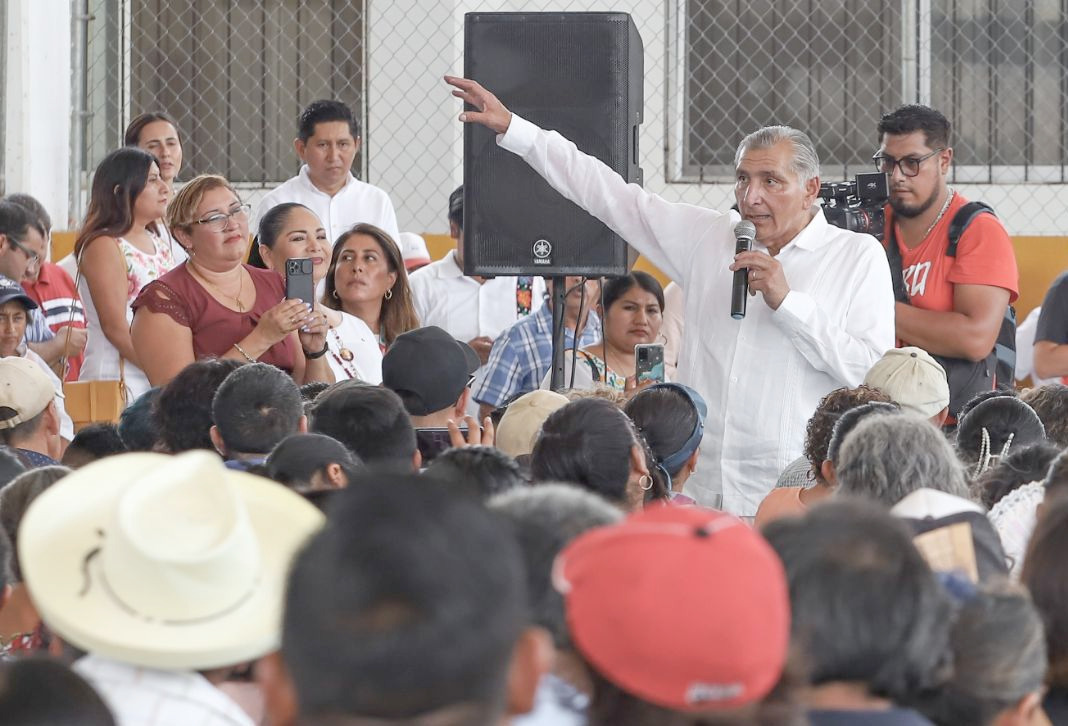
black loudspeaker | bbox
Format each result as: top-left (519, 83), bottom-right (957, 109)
top-left (463, 12), bottom-right (644, 277)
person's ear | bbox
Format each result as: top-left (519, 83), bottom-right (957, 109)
top-left (802, 175), bottom-right (821, 207)
top-left (932, 406), bottom-right (949, 427)
top-left (412, 448), bottom-right (423, 472)
top-left (449, 221), bottom-right (461, 240)
top-left (505, 627), bottom-right (553, 717)
top-left (256, 651), bottom-right (298, 726)
top-left (323, 462), bottom-right (347, 489)
top-left (258, 244), bottom-right (276, 271)
top-left (453, 388), bottom-right (471, 420)
top-left (352, 137), bottom-right (362, 158)
top-left (1000, 690), bottom-right (1044, 726)
top-left (686, 448), bottom-right (700, 473)
top-left (629, 443), bottom-right (649, 480)
top-left (172, 226), bottom-right (194, 254)
top-left (298, 414), bottom-right (308, 434)
top-left (0, 583), bottom-right (11, 613)
top-left (941, 147), bottom-right (954, 174)
top-left (820, 459), bottom-right (837, 487)
top-left (293, 137), bottom-right (307, 162)
top-left (45, 401), bottom-right (60, 437)
top-left (208, 425), bottom-right (227, 457)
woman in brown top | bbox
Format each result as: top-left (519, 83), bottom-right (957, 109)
top-left (130, 175), bottom-right (332, 386)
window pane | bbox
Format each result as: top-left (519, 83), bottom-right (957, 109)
top-left (129, 0), bottom-right (365, 184)
top-left (681, 0), bottom-right (900, 181)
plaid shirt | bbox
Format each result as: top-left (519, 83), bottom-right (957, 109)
top-left (472, 302), bottom-right (600, 409)
top-left (75, 655), bottom-right (254, 726)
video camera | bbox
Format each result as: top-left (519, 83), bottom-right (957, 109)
top-left (818, 172), bottom-right (889, 241)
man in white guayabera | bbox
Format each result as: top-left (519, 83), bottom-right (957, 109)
top-left (446, 75), bottom-right (894, 516)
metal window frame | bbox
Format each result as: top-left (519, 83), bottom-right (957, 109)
top-left (668, 0), bottom-right (1068, 185)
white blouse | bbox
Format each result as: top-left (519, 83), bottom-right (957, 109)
top-left (325, 311), bottom-right (383, 384)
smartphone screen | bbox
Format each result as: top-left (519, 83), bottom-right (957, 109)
top-left (285, 257), bottom-right (315, 304)
top-left (415, 427), bottom-right (465, 465)
top-left (635, 343), bottom-right (666, 384)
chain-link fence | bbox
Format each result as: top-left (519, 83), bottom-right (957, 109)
top-left (72, 0), bottom-right (1068, 236)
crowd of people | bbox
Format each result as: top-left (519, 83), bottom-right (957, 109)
top-left (0, 81), bottom-right (1066, 726)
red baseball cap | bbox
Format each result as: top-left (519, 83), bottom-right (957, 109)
top-left (553, 504), bottom-right (790, 712)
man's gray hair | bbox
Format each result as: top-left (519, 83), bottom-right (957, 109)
top-left (488, 483), bottom-right (623, 650)
top-left (735, 125), bottom-right (821, 185)
top-left (835, 413), bottom-right (970, 507)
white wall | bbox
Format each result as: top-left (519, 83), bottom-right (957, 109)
top-left (3, 0), bottom-right (72, 232)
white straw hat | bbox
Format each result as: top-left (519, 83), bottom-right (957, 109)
top-left (18, 451), bottom-right (324, 670)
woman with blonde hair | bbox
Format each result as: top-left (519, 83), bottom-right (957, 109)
top-left (131, 175), bottom-right (331, 386)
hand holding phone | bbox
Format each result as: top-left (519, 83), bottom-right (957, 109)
top-left (285, 257), bottom-right (315, 305)
top-left (635, 343), bottom-right (665, 385)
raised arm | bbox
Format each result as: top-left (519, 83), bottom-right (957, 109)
top-left (446, 75), bottom-right (725, 286)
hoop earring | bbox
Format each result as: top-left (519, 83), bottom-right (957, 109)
top-left (384, 288), bottom-right (393, 301)
top-left (638, 474), bottom-right (653, 491)
top-left (331, 289), bottom-right (339, 300)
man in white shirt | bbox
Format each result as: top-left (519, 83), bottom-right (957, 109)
top-left (253, 100), bottom-right (400, 245)
top-left (447, 76), bottom-right (895, 515)
top-left (410, 185), bottom-right (545, 365)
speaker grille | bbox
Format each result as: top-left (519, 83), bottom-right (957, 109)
top-left (464, 13), bottom-right (643, 277)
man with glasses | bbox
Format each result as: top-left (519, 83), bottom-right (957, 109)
top-left (0, 201), bottom-right (59, 354)
top-left (876, 105), bottom-right (1018, 418)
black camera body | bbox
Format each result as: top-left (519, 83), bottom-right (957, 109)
top-left (819, 172), bottom-right (890, 241)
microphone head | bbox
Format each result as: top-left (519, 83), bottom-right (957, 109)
top-left (734, 220), bottom-right (756, 243)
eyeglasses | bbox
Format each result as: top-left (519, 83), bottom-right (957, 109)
top-left (871, 148), bottom-right (945, 177)
top-left (8, 236), bottom-right (39, 270)
top-left (192, 204), bottom-right (251, 233)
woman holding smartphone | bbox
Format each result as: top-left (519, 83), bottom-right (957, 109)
top-left (541, 271), bottom-right (665, 393)
top-left (257, 204), bottom-right (383, 383)
top-left (131, 175), bottom-right (331, 386)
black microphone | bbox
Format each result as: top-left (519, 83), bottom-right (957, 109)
top-left (731, 220), bottom-right (756, 319)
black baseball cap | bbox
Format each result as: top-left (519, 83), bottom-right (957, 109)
top-left (0, 277), bottom-right (37, 310)
top-left (382, 326), bottom-right (481, 416)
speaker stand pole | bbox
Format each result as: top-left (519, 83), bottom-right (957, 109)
top-left (548, 275), bottom-right (567, 391)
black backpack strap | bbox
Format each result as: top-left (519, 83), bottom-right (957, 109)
top-left (883, 223), bottom-right (911, 304)
top-left (946, 201), bottom-right (996, 257)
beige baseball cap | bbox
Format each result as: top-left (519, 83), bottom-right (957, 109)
top-left (496, 389), bottom-right (570, 458)
top-left (0, 357), bottom-right (59, 429)
top-left (864, 347), bottom-right (950, 418)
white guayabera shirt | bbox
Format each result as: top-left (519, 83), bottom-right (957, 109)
top-left (498, 114), bottom-right (895, 515)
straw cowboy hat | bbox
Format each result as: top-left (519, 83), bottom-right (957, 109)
top-left (18, 450), bottom-right (324, 670)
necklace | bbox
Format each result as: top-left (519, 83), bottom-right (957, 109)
top-left (188, 263), bottom-right (246, 312)
top-left (328, 327), bottom-right (361, 379)
top-left (922, 189), bottom-right (955, 241)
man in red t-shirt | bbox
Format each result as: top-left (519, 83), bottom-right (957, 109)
top-left (876, 105), bottom-right (1019, 417)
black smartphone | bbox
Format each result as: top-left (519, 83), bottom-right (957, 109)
top-left (415, 427), bottom-right (466, 465)
top-left (635, 343), bottom-right (666, 385)
top-left (285, 257), bottom-right (315, 304)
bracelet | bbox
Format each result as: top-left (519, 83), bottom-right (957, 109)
top-left (232, 342), bottom-right (257, 363)
top-left (304, 343), bottom-right (329, 360)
